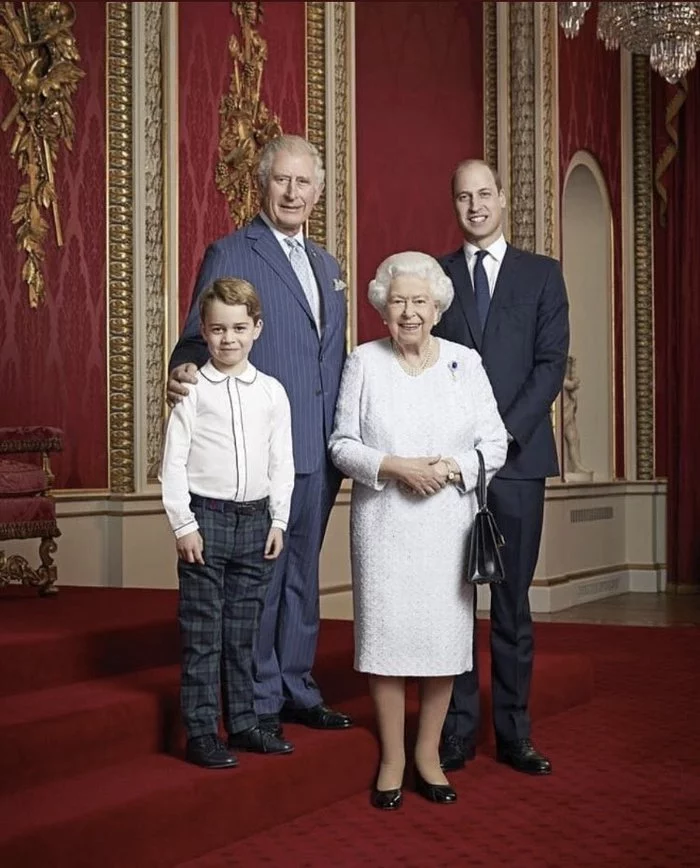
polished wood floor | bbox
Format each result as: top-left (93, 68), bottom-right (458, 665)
top-left (531, 591), bottom-right (700, 627)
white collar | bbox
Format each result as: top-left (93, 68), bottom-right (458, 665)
top-left (463, 234), bottom-right (507, 263)
top-left (259, 210), bottom-right (305, 250)
top-left (199, 359), bottom-right (258, 385)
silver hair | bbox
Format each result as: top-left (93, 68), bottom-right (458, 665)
top-left (257, 135), bottom-right (325, 192)
top-left (368, 251), bottom-right (455, 320)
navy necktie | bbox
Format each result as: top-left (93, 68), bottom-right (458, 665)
top-left (473, 249), bottom-right (490, 331)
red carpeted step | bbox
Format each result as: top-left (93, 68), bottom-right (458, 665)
top-left (0, 647), bottom-right (592, 796)
top-left (0, 694), bottom-right (380, 868)
top-left (0, 652), bottom-right (592, 868)
top-left (0, 587), bottom-right (180, 697)
top-left (177, 625), bottom-right (700, 868)
top-left (0, 665), bottom-right (180, 794)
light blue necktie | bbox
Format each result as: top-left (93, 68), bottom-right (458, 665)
top-left (473, 249), bottom-right (491, 331)
top-left (285, 237), bottom-right (321, 333)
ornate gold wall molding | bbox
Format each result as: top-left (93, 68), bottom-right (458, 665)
top-left (539, 2), bottom-right (557, 258)
top-left (106, 3), bottom-right (134, 493)
top-left (306, 2), bottom-right (352, 344)
top-left (509, 2), bottom-right (536, 253)
top-left (483, 2), bottom-right (498, 169)
top-left (143, 2), bottom-right (166, 483)
top-left (330, 2), bottom-right (350, 289)
top-left (632, 55), bottom-right (654, 481)
top-left (305, 1), bottom-right (326, 249)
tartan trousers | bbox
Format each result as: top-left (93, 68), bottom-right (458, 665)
top-left (178, 494), bottom-right (273, 739)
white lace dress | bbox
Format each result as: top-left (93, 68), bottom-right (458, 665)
top-left (329, 338), bottom-right (508, 676)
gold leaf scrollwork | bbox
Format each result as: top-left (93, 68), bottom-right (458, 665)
top-left (216, 1), bottom-right (282, 227)
top-left (0, 2), bottom-right (84, 307)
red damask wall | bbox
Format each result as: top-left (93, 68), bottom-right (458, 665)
top-left (355, 1), bottom-right (484, 343)
top-left (558, 16), bottom-right (624, 478)
top-left (178, 1), bottom-right (306, 324)
top-left (0, 4), bottom-right (107, 489)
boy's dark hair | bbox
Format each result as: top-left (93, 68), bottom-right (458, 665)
top-left (199, 278), bottom-right (262, 323)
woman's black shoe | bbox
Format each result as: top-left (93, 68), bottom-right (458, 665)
top-left (370, 787), bottom-right (403, 810)
top-left (415, 769), bottom-right (457, 804)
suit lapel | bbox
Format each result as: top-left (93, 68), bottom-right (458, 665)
top-left (444, 249), bottom-right (482, 352)
top-left (246, 216), bottom-right (316, 326)
top-left (305, 239), bottom-right (331, 340)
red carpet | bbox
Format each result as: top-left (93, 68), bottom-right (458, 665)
top-left (180, 624), bottom-right (700, 868)
top-left (0, 586), bottom-right (595, 867)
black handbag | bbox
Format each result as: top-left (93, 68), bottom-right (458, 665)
top-left (465, 449), bottom-right (506, 584)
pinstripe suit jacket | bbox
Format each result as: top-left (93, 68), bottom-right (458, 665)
top-left (170, 216), bottom-right (347, 474)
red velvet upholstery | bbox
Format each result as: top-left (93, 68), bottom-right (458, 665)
top-left (0, 460), bottom-right (48, 497)
top-left (0, 497), bottom-right (58, 540)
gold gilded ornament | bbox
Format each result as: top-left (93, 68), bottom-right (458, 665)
top-left (216, 1), bottom-right (282, 227)
top-left (0, 2), bottom-right (84, 307)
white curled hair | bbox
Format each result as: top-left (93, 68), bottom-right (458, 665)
top-left (257, 134), bottom-right (325, 192)
top-left (368, 251), bottom-right (455, 321)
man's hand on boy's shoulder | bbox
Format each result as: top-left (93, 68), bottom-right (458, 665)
top-left (177, 530), bottom-right (204, 565)
top-left (167, 363), bottom-right (199, 407)
top-left (264, 528), bottom-right (284, 560)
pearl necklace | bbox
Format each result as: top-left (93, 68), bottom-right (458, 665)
top-left (392, 337), bottom-right (435, 377)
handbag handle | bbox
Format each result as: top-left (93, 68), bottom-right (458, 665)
top-left (475, 447), bottom-right (486, 510)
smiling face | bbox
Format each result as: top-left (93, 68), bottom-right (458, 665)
top-left (384, 275), bottom-right (439, 352)
top-left (260, 149), bottom-right (322, 236)
top-left (200, 300), bottom-right (262, 376)
top-left (452, 161), bottom-right (506, 248)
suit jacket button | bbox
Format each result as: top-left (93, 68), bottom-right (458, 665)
top-left (315, 389), bottom-right (322, 396)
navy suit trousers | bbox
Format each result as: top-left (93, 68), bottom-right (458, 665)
top-left (253, 462), bottom-right (341, 714)
top-left (444, 476), bottom-right (546, 743)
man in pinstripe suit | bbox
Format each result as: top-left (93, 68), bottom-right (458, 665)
top-left (168, 135), bottom-right (353, 736)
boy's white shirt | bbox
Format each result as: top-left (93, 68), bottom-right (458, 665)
top-left (159, 360), bottom-right (295, 539)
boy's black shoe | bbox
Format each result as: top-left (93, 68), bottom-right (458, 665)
top-left (228, 724), bottom-right (294, 754)
top-left (185, 734), bottom-right (238, 769)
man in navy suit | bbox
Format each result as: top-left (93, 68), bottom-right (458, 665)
top-left (434, 160), bottom-right (569, 775)
top-left (167, 135), bottom-right (352, 740)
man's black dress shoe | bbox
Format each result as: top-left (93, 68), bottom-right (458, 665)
top-left (258, 713), bottom-right (283, 738)
top-left (185, 735), bottom-right (238, 769)
top-left (280, 703), bottom-right (353, 730)
top-left (439, 734), bottom-right (476, 772)
top-left (228, 724), bottom-right (294, 755)
top-left (415, 769), bottom-right (457, 804)
top-left (370, 788), bottom-right (403, 811)
top-left (496, 738), bottom-right (552, 775)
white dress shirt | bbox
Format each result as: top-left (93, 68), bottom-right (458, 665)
top-left (260, 209), bottom-right (305, 256)
top-left (463, 233), bottom-right (507, 296)
top-left (160, 360), bottom-right (295, 539)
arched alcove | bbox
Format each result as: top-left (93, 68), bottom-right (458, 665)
top-left (561, 152), bottom-right (614, 481)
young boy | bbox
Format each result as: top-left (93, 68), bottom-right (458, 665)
top-left (160, 277), bottom-right (295, 769)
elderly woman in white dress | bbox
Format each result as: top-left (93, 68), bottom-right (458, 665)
top-left (329, 251), bottom-right (507, 810)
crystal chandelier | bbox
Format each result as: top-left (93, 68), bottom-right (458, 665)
top-left (558, 2), bottom-right (700, 83)
top-left (558, 2), bottom-right (591, 39)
